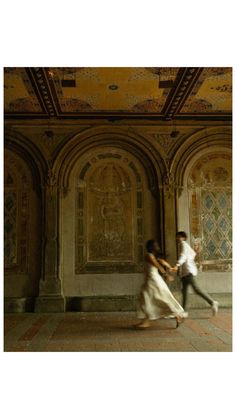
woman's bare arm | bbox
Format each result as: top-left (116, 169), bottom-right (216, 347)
top-left (157, 258), bottom-right (172, 270)
top-left (146, 254), bottom-right (166, 274)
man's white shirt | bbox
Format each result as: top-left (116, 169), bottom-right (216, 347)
top-left (177, 241), bottom-right (198, 277)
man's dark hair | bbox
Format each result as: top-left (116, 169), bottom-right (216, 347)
top-left (176, 231), bottom-right (188, 239)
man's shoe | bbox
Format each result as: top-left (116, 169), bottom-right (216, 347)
top-left (212, 301), bottom-right (219, 316)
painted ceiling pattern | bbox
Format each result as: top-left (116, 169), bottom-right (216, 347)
top-left (48, 67), bottom-right (179, 113)
top-left (4, 67), bottom-right (232, 119)
top-left (4, 68), bottom-right (43, 113)
top-left (181, 67), bottom-right (232, 113)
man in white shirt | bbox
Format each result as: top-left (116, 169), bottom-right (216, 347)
top-left (172, 231), bottom-right (219, 315)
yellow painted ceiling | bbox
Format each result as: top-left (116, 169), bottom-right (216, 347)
top-left (4, 68), bottom-right (42, 113)
top-left (50, 67), bottom-right (178, 112)
top-left (181, 68), bottom-right (232, 113)
top-left (4, 67), bottom-right (232, 115)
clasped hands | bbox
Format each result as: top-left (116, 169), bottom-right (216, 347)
top-left (163, 265), bottom-right (178, 283)
top-left (169, 265), bottom-right (178, 273)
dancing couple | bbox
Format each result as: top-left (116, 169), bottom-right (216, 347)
top-left (136, 232), bottom-right (219, 329)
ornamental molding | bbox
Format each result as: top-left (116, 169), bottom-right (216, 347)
top-left (162, 68), bottom-right (203, 119)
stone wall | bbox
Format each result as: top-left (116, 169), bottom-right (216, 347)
top-left (4, 120), bottom-right (232, 311)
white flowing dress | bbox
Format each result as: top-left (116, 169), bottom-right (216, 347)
top-left (137, 254), bottom-right (184, 320)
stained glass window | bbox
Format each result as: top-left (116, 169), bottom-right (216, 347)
top-left (4, 152), bottom-right (30, 272)
top-left (4, 191), bottom-right (17, 266)
top-left (201, 190), bottom-right (232, 260)
top-left (188, 153), bottom-right (232, 271)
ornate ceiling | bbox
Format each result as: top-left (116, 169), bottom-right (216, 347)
top-left (4, 67), bottom-right (232, 120)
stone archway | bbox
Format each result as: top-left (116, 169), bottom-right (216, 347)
top-left (55, 130), bottom-right (164, 309)
top-left (172, 126), bottom-right (232, 239)
top-left (173, 127), bottom-right (232, 300)
top-left (177, 147), bottom-right (232, 270)
top-left (4, 148), bottom-right (42, 312)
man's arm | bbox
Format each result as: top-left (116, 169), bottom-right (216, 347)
top-left (176, 242), bottom-right (187, 266)
top-left (171, 242), bottom-right (187, 272)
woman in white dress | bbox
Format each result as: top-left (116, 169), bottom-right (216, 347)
top-left (136, 240), bottom-right (186, 328)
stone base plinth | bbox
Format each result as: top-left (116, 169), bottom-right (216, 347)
top-left (35, 296), bottom-right (65, 312)
top-left (4, 293), bottom-right (232, 313)
top-left (65, 292), bottom-right (232, 312)
top-left (4, 297), bottom-right (35, 313)
top-left (65, 295), bottom-right (137, 312)
top-left (172, 292), bottom-right (232, 309)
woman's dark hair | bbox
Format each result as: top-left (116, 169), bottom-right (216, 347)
top-left (176, 231), bottom-right (188, 239)
top-left (146, 239), bottom-right (163, 257)
top-left (146, 239), bottom-right (156, 253)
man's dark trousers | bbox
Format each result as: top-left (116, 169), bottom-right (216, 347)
top-left (181, 273), bottom-right (214, 310)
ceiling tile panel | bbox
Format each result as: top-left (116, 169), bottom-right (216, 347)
top-left (4, 68), bottom-right (44, 114)
top-left (180, 67), bottom-right (232, 114)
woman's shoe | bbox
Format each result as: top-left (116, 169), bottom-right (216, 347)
top-left (175, 316), bottom-right (184, 328)
top-left (212, 301), bottom-right (219, 316)
top-left (135, 320), bottom-right (150, 328)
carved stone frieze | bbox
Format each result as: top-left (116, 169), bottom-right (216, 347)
top-left (161, 162), bottom-right (184, 198)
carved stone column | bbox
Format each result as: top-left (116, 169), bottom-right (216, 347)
top-left (35, 168), bottom-right (65, 312)
top-left (162, 167), bottom-right (184, 292)
top-left (162, 171), bottom-right (177, 265)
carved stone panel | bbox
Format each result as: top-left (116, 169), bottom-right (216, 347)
top-left (88, 164), bottom-right (133, 261)
top-left (75, 150), bottom-right (145, 274)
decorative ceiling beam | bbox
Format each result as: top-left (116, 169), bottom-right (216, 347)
top-left (162, 67), bottom-right (204, 120)
top-left (26, 67), bottom-right (59, 117)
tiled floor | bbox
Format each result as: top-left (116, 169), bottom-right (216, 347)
top-left (4, 309), bottom-right (232, 352)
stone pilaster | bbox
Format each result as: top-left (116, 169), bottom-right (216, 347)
top-left (162, 165), bottom-right (185, 291)
top-left (162, 172), bottom-right (177, 264)
top-left (35, 168), bottom-right (65, 312)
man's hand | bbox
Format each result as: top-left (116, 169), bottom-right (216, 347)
top-left (171, 266), bottom-right (178, 273)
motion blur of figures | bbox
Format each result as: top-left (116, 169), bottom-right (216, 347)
top-left (172, 231), bottom-right (219, 316)
top-left (136, 240), bottom-right (187, 329)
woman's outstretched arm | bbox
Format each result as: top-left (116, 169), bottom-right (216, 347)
top-left (157, 258), bottom-right (172, 270)
top-left (146, 253), bottom-right (166, 274)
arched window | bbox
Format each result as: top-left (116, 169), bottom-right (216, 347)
top-left (188, 152), bottom-right (232, 271)
top-left (4, 151), bottom-right (30, 272)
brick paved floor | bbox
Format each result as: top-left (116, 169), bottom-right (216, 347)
top-left (4, 308), bottom-right (232, 352)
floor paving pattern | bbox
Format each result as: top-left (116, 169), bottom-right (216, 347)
top-left (4, 309), bottom-right (232, 352)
